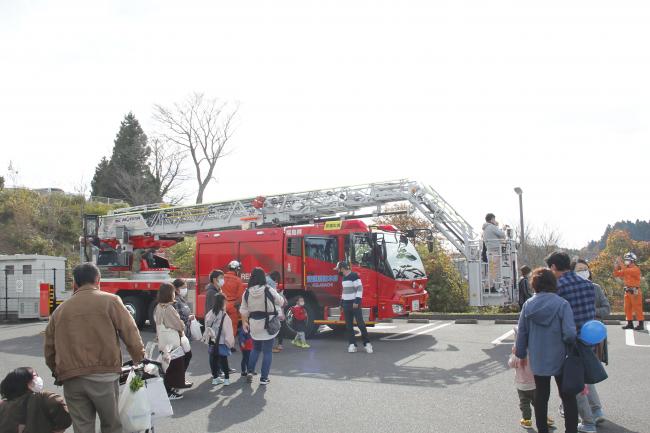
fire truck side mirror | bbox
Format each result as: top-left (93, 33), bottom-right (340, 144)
top-left (427, 240), bottom-right (434, 253)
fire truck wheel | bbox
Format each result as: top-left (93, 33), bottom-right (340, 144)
top-left (122, 296), bottom-right (146, 329)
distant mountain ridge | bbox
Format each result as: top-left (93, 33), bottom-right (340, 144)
top-left (584, 220), bottom-right (650, 255)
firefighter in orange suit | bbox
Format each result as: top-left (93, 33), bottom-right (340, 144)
top-left (223, 260), bottom-right (246, 340)
top-left (614, 252), bottom-right (644, 331)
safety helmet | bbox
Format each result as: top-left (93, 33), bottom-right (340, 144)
top-left (228, 260), bottom-right (241, 270)
top-left (623, 252), bottom-right (637, 262)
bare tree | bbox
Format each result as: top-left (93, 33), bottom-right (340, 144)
top-left (149, 137), bottom-right (188, 205)
top-left (521, 224), bottom-right (564, 267)
top-left (153, 93), bottom-right (238, 204)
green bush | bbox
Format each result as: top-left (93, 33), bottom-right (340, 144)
top-left (418, 244), bottom-right (469, 313)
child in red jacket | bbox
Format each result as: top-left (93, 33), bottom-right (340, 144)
top-left (291, 297), bottom-right (310, 348)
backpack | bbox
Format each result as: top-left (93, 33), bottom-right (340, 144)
top-left (244, 286), bottom-right (280, 334)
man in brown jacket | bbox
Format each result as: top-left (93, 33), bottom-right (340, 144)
top-left (44, 263), bottom-right (145, 433)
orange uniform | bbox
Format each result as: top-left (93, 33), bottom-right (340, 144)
top-left (222, 271), bottom-right (245, 336)
top-left (614, 264), bottom-right (644, 321)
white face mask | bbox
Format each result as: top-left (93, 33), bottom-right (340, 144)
top-left (31, 376), bottom-right (44, 393)
top-left (624, 260), bottom-right (631, 266)
top-left (297, 301), bottom-right (305, 307)
top-left (179, 288), bottom-right (188, 297)
top-left (576, 270), bottom-right (590, 280)
top-left (218, 278), bottom-right (225, 287)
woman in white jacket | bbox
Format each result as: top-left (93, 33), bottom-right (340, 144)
top-left (205, 293), bottom-right (235, 386)
top-left (240, 267), bottom-right (284, 386)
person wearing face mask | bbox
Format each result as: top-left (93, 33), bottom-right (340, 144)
top-left (173, 278), bottom-right (195, 386)
top-left (569, 259), bottom-right (610, 429)
top-left (1, 367), bottom-right (72, 433)
top-left (335, 261), bottom-right (373, 354)
top-left (205, 269), bottom-right (225, 318)
top-left (614, 252), bottom-right (644, 331)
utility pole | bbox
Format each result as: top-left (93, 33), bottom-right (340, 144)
top-left (514, 187), bottom-right (525, 262)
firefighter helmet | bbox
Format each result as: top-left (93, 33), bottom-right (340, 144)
top-left (228, 260), bottom-right (241, 270)
top-left (624, 252), bottom-right (637, 262)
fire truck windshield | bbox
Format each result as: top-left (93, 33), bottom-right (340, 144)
top-left (381, 232), bottom-right (426, 280)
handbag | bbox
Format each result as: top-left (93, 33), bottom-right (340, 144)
top-left (264, 287), bottom-right (281, 335)
top-left (577, 341), bottom-right (608, 384)
top-left (561, 344), bottom-right (585, 395)
top-left (180, 335), bottom-right (191, 353)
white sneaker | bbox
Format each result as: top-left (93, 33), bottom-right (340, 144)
top-left (223, 379), bottom-right (231, 386)
top-left (348, 344), bottom-right (357, 353)
top-left (364, 343), bottom-right (373, 354)
top-left (212, 377), bottom-right (224, 385)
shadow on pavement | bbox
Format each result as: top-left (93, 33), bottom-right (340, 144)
top-left (267, 329), bottom-right (512, 388)
top-left (0, 333), bottom-right (44, 358)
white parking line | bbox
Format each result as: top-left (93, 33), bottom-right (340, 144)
top-left (381, 322), bottom-right (452, 341)
top-left (491, 329), bottom-right (515, 345)
top-left (625, 329), bottom-right (650, 347)
top-left (379, 322), bottom-right (440, 340)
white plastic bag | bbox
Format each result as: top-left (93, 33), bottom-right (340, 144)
top-left (190, 319), bottom-right (202, 341)
top-left (118, 370), bottom-right (152, 432)
top-left (180, 335), bottom-right (191, 352)
top-left (145, 377), bottom-right (173, 420)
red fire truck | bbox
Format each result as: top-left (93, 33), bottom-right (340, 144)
top-left (194, 219), bottom-right (429, 334)
top-left (81, 180), bottom-right (516, 329)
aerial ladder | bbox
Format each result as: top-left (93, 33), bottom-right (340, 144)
top-left (83, 179), bottom-right (517, 307)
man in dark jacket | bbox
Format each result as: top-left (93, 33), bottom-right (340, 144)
top-left (518, 265), bottom-right (533, 309)
top-left (204, 269), bottom-right (224, 315)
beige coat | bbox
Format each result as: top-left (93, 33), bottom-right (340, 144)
top-left (44, 285), bottom-right (145, 382)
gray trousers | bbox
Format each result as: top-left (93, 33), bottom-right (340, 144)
top-left (517, 389), bottom-right (535, 420)
top-left (63, 377), bottom-right (122, 433)
top-left (576, 384), bottom-right (603, 425)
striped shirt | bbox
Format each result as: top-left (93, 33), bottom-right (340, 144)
top-left (341, 272), bottom-right (363, 303)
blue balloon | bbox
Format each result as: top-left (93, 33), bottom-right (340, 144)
top-left (580, 320), bottom-right (607, 345)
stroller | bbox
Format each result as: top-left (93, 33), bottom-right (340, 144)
top-left (119, 358), bottom-right (170, 433)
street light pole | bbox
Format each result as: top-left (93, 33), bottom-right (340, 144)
top-left (514, 187), bottom-right (524, 261)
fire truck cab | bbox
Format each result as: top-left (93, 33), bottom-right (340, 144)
top-left (195, 220), bottom-right (429, 335)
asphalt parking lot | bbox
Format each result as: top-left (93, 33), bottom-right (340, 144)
top-left (1, 320), bottom-right (648, 433)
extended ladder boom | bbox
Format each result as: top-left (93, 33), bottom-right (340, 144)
top-left (98, 179), bottom-right (478, 259)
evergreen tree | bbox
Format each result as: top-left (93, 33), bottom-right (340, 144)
top-left (91, 113), bottom-right (159, 205)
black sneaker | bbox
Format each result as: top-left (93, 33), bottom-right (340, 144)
top-left (259, 378), bottom-right (270, 386)
top-left (168, 391), bottom-right (184, 400)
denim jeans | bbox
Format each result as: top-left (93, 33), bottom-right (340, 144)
top-left (248, 339), bottom-right (274, 380)
top-left (577, 384), bottom-right (602, 425)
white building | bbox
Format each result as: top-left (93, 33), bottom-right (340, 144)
top-left (0, 255), bottom-right (67, 319)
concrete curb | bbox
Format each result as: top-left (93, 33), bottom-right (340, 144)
top-left (407, 319), bottom-right (430, 324)
top-left (454, 319), bottom-right (478, 324)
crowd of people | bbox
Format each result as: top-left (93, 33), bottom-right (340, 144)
top-left (0, 242), bottom-right (642, 433)
top-left (0, 257), bottom-right (374, 432)
top-left (510, 250), bottom-right (633, 433)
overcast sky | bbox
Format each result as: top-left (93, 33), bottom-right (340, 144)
top-left (1, 0), bottom-right (649, 249)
